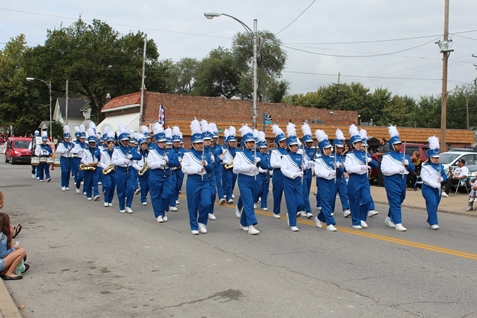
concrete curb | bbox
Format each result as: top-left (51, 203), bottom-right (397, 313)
top-left (0, 280), bottom-right (22, 318)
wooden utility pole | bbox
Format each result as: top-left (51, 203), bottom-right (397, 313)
top-left (440, 0), bottom-right (450, 152)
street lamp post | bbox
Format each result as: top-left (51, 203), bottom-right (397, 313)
top-left (27, 77), bottom-right (52, 139)
top-left (204, 12), bottom-right (258, 129)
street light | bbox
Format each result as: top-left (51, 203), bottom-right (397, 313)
top-left (204, 12), bottom-right (258, 129)
top-left (27, 77), bottom-right (52, 139)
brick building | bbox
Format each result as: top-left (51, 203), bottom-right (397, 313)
top-left (97, 91), bottom-right (475, 150)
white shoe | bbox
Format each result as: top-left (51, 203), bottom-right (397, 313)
top-left (104, 202), bottom-right (109, 207)
top-left (176, 200), bottom-right (180, 205)
top-left (80, 181), bottom-right (84, 185)
top-left (142, 202), bottom-right (147, 206)
top-left (240, 224), bottom-right (249, 231)
top-left (316, 206), bottom-right (322, 210)
top-left (219, 198), bottom-right (226, 205)
top-left (135, 189), bottom-right (140, 195)
top-left (352, 225), bottom-right (362, 229)
top-left (327, 224), bottom-right (337, 232)
top-left (430, 224), bottom-right (440, 230)
top-left (262, 207), bottom-right (268, 211)
top-left (125, 207), bottom-right (133, 214)
top-left (331, 212), bottom-right (334, 216)
top-left (228, 199), bottom-right (234, 204)
top-left (273, 213), bottom-right (281, 219)
top-left (98, 182), bottom-right (102, 185)
top-left (314, 216), bottom-right (322, 228)
top-left (83, 192), bottom-right (86, 196)
top-left (385, 217), bottom-right (396, 228)
top-left (466, 205), bottom-right (473, 211)
top-left (163, 215), bottom-right (168, 222)
top-left (61, 186), bottom-right (66, 191)
top-left (258, 197), bottom-right (261, 202)
top-left (198, 223), bottom-right (207, 234)
top-left (441, 192), bottom-right (449, 197)
top-left (235, 206), bottom-right (242, 218)
top-left (156, 216), bottom-right (164, 223)
top-left (39, 180), bottom-right (44, 182)
top-left (170, 206), bottom-right (178, 212)
top-left (191, 230), bottom-right (199, 235)
top-left (32, 174), bottom-right (36, 178)
top-left (248, 225), bottom-right (260, 235)
top-left (343, 209), bottom-right (351, 218)
top-left (76, 188), bottom-right (82, 195)
top-left (296, 211), bottom-right (305, 217)
top-left (94, 195), bottom-right (100, 201)
top-left (368, 210), bottom-right (379, 217)
top-left (306, 212), bottom-right (313, 219)
top-left (232, 194), bottom-right (236, 198)
top-left (360, 220), bottom-right (368, 228)
top-left (469, 198), bottom-right (474, 203)
top-left (254, 203), bottom-right (257, 209)
top-left (65, 187), bottom-right (69, 191)
top-left (290, 226), bottom-right (299, 232)
top-left (208, 213), bottom-right (216, 220)
top-left (87, 197), bottom-right (92, 201)
top-left (108, 203), bottom-right (113, 207)
top-left (395, 223), bottom-right (407, 232)
top-left (120, 209), bottom-right (126, 213)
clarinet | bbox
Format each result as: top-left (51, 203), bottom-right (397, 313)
top-left (254, 145), bottom-right (257, 181)
top-left (125, 146), bottom-right (130, 175)
top-left (333, 146), bottom-right (337, 182)
top-left (402, 142), bottom-right (406, 179)
top-left (201, 147), bottom-right (205, 181)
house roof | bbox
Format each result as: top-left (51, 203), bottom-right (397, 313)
top-left (101, 92), bottom-right (141, 112)
top-left (56, 98), bottom-right (90, 119)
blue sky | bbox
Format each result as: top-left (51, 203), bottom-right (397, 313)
top-left (1, 0), bottom-right (476, 99)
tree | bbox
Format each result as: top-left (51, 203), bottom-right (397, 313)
top-left (167, 58), bottom-right (199, 94)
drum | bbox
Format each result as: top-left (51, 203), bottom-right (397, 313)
top-left (47, 158), bottom-right (54, 166)
top-left (54, 157), bottom-right (61, 167)
top-left (31, 157), bottom-right (39, 166)
top-left (39, 157), bottom-right (47, 163)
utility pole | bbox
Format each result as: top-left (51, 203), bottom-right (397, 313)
top-left (333, 72), bottom-right (342, 110)
top-left (438, 0), bottom-right (451, 152)
top-left (139, 34), bottom-right (147, 127)
top-left (65, 80), bottom-right (69, 125)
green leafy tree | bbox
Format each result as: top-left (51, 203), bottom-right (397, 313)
top-left (167, 58), bottom-right (199, 94)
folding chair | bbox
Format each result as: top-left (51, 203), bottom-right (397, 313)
top-left (455, 177), bottom-right (470, 194)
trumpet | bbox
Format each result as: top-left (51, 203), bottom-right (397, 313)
top-left (138, 163), bottom-right (149, 176)
top-left (79, 163), bottom-right (98, 171)
top-left (102, 164), bottom-right (114, 175)
top-left (224, 163), bottom-right (234, 169)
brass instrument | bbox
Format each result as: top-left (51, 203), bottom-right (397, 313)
top-left (138, 163), bottom-right (149, 176)
top-left (102, 164), bottom-right (114, 175)
top-left (224, 162), bottom-right (234, 169)
top-left (79, 162), bottom-right (98, 171)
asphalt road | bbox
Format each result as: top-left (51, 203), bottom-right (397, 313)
top-left (1, 161), bottom-right (477, 318)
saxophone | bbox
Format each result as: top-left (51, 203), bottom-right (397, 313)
top-left (138, 163), bottom-right (149, 176)
top-left (79, 163), bottom-right (97, 171)
top-left (102, 164), bottom-right (114, 175)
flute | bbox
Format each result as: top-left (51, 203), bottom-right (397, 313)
top-left (254, 144), bottom-right (257, 181)
top-left (402, 142), bottom-right (406, 179)
top-left (201, 146), bottom-right (205, 181)
top-left (333, 146), bottom-right (337, 182)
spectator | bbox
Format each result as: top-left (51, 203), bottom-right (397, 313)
top-left (0, 212), bottom-right (27, 280)
top-left (466, 179), bottom-right (477, 211)
top-left (375, 137), bottom-right (390, 187)
top-left (443, 159), bottom-right (468, 197)
top-left (407, 150), bottom-right (421, 190)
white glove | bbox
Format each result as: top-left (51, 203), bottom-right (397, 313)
top-left (295, 172), bottom-right (304, 179)
top-left (222, 149), bottom-right (227, 155)
top-left (399, 167), bottom-right (405, 174)
top-left (404, 159), bottom-right (409, 166)
top-left (126, 154), bottom-right (133, 159)
top-left (306, 161), bottom-right (314, 169)
top-left (335, 162), bottom-right (341, 168)
top-left (157, 157), bottom-right (166, 166)
top-left (164, 155), bottom-right (169, 163)
top-left (367, 157), bottom-right (372, 163)
top-left (254, 157), bottom-right (261, 164)
top-left (250, 164), bottom-right (258, 172)
top-left (329, 171), bottom-right (336, 178)
top-left (360, 166), bottom-right (369, 173)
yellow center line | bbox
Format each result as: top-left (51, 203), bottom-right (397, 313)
top-left (204, 198), bottom-right (477, 261)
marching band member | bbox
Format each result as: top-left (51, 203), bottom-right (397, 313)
top-left (81, 128), bottom-right (101, 201)
top-left (201, 120), bottom-right (217, 220)
top-left (71, 125), bottom-right (86, 193)
top-left (29, 130), bottom-right (40, 178)
top-left (112, 125), bottom-right (142, 214)
top-left (90, 123), bottom-right (102, 197)
top-left (140, 126), bottom-right (154, 151)
top-left (381, 126), bottom-right (415, 232)
top-left (332, 129), bottom-right (351, 218)
top-left (256, 131), bottom-right (271, 211)
top-left (360, 130), bottom-right (379, 218)
top-left (280, 123), bottom-right (304, 232)
top-left (210, 124), bottom-right (225, 205)
top-left (172, 126), bottom-right (186, 209)
top-left (147, 124), bottom-right (180, 223)
top-left (129, 130), bottom-right (140, 196)
top-left (421, 136), bottom-right (447, 229)
top-left (133, 133), bottom-right (150, 206)
top-left (35, 131), bottom-right (53, 182)
top-left (270, 124), bottom-right (288, 219)
top-left (99, 129), bottom-right (116, 207)
top-left (300, 123), bottom-right (315, 219)
top-left (233, 125), bottom-right (263, 235)
top-left (314, 130), bottom-right (339, 232)
top-left (164, 128), bottom-right (179, 214)
top-left (181, 119), bottom-right (213, 235)
top-left (222, 126), bottom-right (237, 204)
top-left (344, 125), bottom-right (378, 229)
top-left (55, 126), bottom-right (73, 190)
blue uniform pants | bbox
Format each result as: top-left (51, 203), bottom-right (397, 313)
top-left (332, 176), bottom-right (350, 212)
top-left (348, 174), bottom-right (371, 226)
top-left (283, 176), bottom-right (304, 227)
top-left (115, 166), bottom-right (135, 210)
top-left (384, 174), bottom-right (407, 224)
top-left (238, 175), bottom-right (258, 227)
top-left (60, 157), bottom-right (71, 188)
top-left (317, 178), bottom-right (337, 226)
top-left (272, 169), bottom-right (284, 215)
top-left (256, 173), bottom-right (269, 209)
top-left (302, 170), bottom-right (312, 213)
top-left (83, 170), bottom-right (96, 199)
top-left (102, 171), bottom-right (116, 204)
top-left (207, 173), bottom-right (217, 215)
top-left (149, 169), bottom-right (172, 218)
top-left (215, 169), bottom-right (224, 200)
top-left (186, 175), bottom-right (210, 231)
top-left (421, 184), bottom-right (440, 225)
top-left (37, 161), bottom-right (50, 180)
top-left (138, 171), bottom-right (150, 204)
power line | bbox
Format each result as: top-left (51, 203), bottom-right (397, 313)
top-left (275, 0), bottom-right (315, 35)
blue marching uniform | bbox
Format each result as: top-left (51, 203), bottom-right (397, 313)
top-left (205, 145), bottom-right (217, 217)
top-left (71, 140), bottom-right (85, 191)
top-left (81, 145), bottom-right (101, 200)
top-left (135, 148), bottom-right (150, 205)
top-left (281, 151), bottom-right (305, 228)
top-left (172, 146), bottom-right (186, 206)
top-left (345, 150), bottom-right (378, 226)
top-left (212, 144), bottom-right (225, 201)
top-left (270, 147), bottom-right (288, 216)
top-left (332, 152), bottom-right (350, 213)
top-left (301, 145), bottom-right (315, 215)
top-left (112, 145), bottom-right (142, 212)
top-left (99, 147), bottom-right (116, 206)
top-left (256, 150), bottom-right (271, 209)
top-left (55, 140), bottom-right (73, 189)
top-left (34, 143), bottom-right (52, 181)
top-left (421, 162), bottom-right (447, 226)
top-left (315, 153), bottom-right (341, 226)
top-left (222, 146), bottom-right (237, 202)
top-left (164, 147), bottom-right (180, 212)
top-left (182, 148), bottom-right (213, 232)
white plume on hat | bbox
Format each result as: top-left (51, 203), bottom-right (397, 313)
top-left (359, 128), bottom-right (367, 140)
top-left (74, 126), bottom-right (80, 134)
top-left (190, 118), bottom-right (202, 135)
top-left (253, 129), bottom-right (259, 139)
top-left (140, 125), bottom-right (150, 135)
top-left (258, 131), bottom-right (266, 143)
top-left (224, 128), bottom-right (229, 139)
top-left (200, 119), bottom-right (209, 133)
top-left (129, 129), bottom-right (136, 136)
top-left (117, 124), bottom-right (127, 135)
top-left (348, 124), bottom-right (359, 137)
top-left (286, 122), bottom-right (296, 138)
top-left (87, 128), bottom-right (96, 138)
top-left (315, 129), bottom-right (328, 143)
top-left (103, 126), bottom-right (110, 135)
top-left (42, 131), bottom-right (48, 138)
top-left (136, 132), bottom-right (145, 141)
top-left (335, 129), bottom-right (345, 140)
top-left (209, 123), bottom-right (218, 134)
top-left (153, 122), bottom-right (164, 135)
top-left (271, 124), bottom-right (284, 137)
top-left (63, 125), bottom-right (70, 134)
top-left (172, 126), bottom-right (181, 136)
top-left (428, 136), bottom-right (440, 150)
top-left (79, 124), bottom-right (86, 133)
top-left (388, 125), bottom-right (399, 138)
top-left (238, 124), bottom-right (253, 137)
top-left (165, 127), bottom-right (172, 139)
top-left (89, 122), bottom-right (96, 133)
top-left (106, 129), bottom-right (115, 139)
top-left (301, 123), bottom-right (312, 136)
top-left (228, 126), bottom-right (236, 137)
